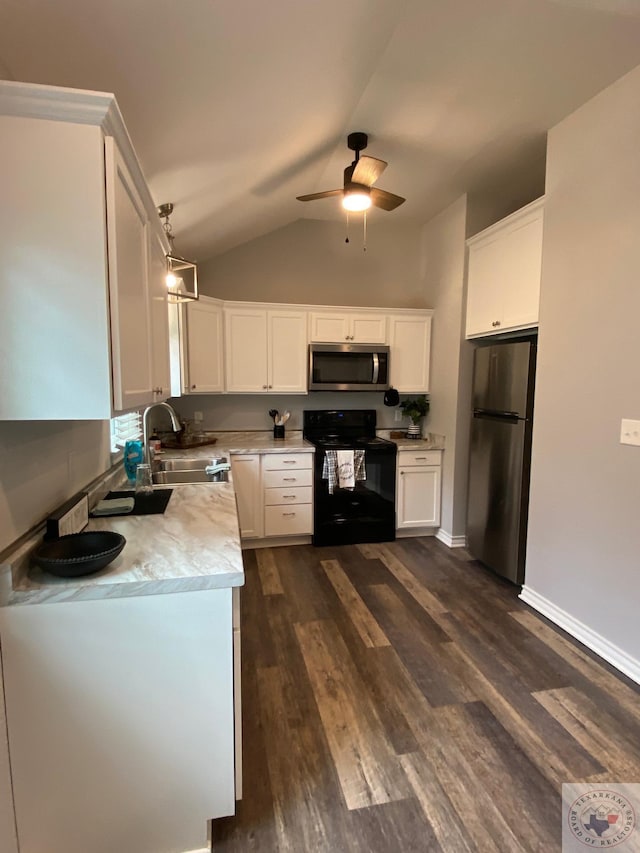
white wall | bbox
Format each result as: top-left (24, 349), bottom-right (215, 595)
top-left (0, 421), bottom-right (111, 554)
top-left (419, 196), bottom-right (473, 541)
top-left (198, 218), bottom-right (426, 308)
top-left (524, 63), bottom-right (640, 677)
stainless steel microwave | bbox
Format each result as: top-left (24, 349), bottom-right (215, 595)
top-left (308, 343), bottom-right (390, 391)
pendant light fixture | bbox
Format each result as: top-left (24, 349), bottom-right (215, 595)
top-left (157, 203), bottom-right (198, 303)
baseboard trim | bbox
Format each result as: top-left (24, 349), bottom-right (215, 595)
top-left (435, 529), bottom-right (467, 548)
top-left (241, 535), bottom-right (312, 550)
top-left (396, 528), bottom-right (436, 539)
top-left (519, 586), bottom-right (640, 685)
top-left (180, 848), bottom-right (209, 853)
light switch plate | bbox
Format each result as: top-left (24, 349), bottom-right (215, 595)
top-left (620, 418), bottom-right (640, 446)
top-left (194, 411), bottom-right (204, 423)
top-left (394, 409), bottom-right (403, 422)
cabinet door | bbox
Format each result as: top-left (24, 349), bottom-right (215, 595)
top-left (105, 137), bottom-right (154, 411)
top-left (465, 237), bottom-right (505, 337)
top-left (268, 310), bottom-right (307, 392)
top-left (148, 231), bottom-right (171, 401)
top-left (230, 455), bottom-right (262, 539)
top-left (183, 298), bottom-right (224, 393)
top-left (501, 214), bottom-right (543, 330)
top-left (388, 315), bottom-right (432, 392)
top-left (397, 466), bottom-right (441, 528)
top-left (309, 312), bottom-right (350, 342)
top-left (225, 309), bottom-right (268, 392)
top-left (349, 313), bottom-right (387, 343)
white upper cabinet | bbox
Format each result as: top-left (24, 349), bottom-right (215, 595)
top-left (105, 137), bottom-right (154, 411)
top-left (309, 310), bottom-right (387, 343)
top-left (388, 313), bottom-right (432, 392)
top-left (225, 305), bottom-right (307, 393)
top-left (0, 82), bottom-right (170, 419)
top-left (466, 197), bottom-right (544, 339)
top-left (182, 297), bottom-right (224, 394)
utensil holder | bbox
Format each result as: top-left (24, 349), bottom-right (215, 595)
top-left (273, 425), bottom-right (285, 439)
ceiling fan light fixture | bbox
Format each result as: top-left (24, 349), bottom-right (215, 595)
top-left (342, 189), bottom-right (371, 212)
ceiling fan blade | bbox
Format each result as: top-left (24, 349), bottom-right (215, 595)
top-left (296, 189), bottom-right (342, 202)
top-left (371, 187), bottom-right (406, 211)
top-left (351, 156), bottom-right (387, 187)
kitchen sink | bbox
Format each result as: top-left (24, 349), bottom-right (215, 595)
top-left (152, 456), bottom-right (230, 485)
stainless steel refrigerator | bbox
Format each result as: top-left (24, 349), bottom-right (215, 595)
top-left (466, 339), bottom-right (536, 584)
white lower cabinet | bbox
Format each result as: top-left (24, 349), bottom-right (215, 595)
top-left (0, 588), bottom-right (237, 853)
top-left (230, 454), bottom-right (262, 539)
top-left (262, 453), bottom-right (313, 538)
top-left (397, 449), bottom-right (442, 529)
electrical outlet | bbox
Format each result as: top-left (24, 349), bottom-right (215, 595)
top-left (194, 411), bottom-right (204, 423)
top-left (394, 409), bottom-right (403, 422)
top-left (620, 418), bottom-right (640, 446)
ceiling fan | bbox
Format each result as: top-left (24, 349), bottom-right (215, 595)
top-left (296, 132), bottom-right (405, 213)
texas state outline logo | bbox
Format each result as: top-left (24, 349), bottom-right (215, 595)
top-left (563, 784), bottom-right (639, 851)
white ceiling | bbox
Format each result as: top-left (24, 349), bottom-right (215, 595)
top-left (2, 0), bottom-right (640, 261)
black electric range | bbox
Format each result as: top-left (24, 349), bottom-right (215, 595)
top-left (303, 410), bottom-right (397, 546)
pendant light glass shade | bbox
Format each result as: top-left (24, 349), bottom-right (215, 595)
top-left (158, 203), bottom-right (199, 303)
top-left (342, 189), bottom-right (372, 212)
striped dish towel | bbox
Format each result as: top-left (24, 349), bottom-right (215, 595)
top-left (322, 449), bottom-right (366, 494)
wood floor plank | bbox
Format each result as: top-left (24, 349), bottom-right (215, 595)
top-left (294, 618), bottom-right (410, 810)
top-left (346, 795), bottom-right (442, 853)
top-left (321, 559), bottom-right (390, 648)
top-left (399, 753), bottom-right (477, 853)
top-left (362, 583), bottom-right (475, 707)
top-left (436, 702), bottom-right (560, 850)
top-left (533, 686), bottom-right (640, 779)
top-left (440, 635), bottom-right (605, 785)
top-left (512, 610), bottom-right (640, 715)
top-left (255, 547), bottom-right (284, 596)
top-left (358, 541), bottom-right (449, 618)
top-left (256, 665), bottom-right (344, 852)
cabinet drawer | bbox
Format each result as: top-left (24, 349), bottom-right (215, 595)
top-left (262, 453), bottom-right (313, 471)
top-left (398, 450), bottom-right (442, 467)
top-left (264, 503), bottom-right (312, 536)
top-left (264, 486), bottom-right (313, 506)
top-left (263, 468), bottom-right (313, 489)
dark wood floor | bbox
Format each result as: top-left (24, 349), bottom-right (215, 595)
top-left (212, 537), bottom-right (640, 852)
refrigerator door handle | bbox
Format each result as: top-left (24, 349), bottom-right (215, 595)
top-left (473, 408), bottom-right (519, 419)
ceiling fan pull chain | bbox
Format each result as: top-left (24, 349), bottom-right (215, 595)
top-left (363, 210), bottom-right (367, 252)
top-left (345, 211), bottom-right (350, 244)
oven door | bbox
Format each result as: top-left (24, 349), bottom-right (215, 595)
top-left (309, 344), bottom-right (390, 391)
top-left (312, 447), bottom-right (396, 546)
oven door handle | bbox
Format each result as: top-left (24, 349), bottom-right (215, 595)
top-left (372, 353), bottom-right (380, 385)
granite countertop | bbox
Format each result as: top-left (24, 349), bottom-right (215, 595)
top-left (378, 431), bottom-right (445, 452)
top-left (1, 478), bottom-right (244, 608)
top-left (160, 430), bottom-right (315, 457)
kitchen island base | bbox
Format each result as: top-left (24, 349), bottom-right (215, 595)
top-left (0, 587), bottom-right (237, 853)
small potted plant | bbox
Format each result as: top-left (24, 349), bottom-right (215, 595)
top-left (400, 395), bottom-right (430, 439)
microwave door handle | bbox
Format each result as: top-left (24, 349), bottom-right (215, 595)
top-left (372, 352), bottom-right (380, 384)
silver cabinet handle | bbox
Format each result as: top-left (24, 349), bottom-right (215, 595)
top-left (415, 456), bottom-right (427, 460)
top-left (282, 460), bottom-right (296, 464)
top-left (283, 512), bottom-right (296, 517)
top-left (283, 494), bottom-right (296, 498)
top-left (283, 477), bottom-right (296, 481)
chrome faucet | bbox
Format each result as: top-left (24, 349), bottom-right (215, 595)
top-left (142, 402), bottom-right (182, 467)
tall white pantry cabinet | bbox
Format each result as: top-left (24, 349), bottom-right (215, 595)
top-left (0, 81), bottom-right (171, 419)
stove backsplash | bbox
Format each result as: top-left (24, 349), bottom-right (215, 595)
top-left (171, 392), bottom-right (406, 433)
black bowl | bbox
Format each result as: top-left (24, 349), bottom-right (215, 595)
top-left (32, 531), bottom-right (126, 578)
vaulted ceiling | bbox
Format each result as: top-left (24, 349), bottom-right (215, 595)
top-left (2, 0), bottom-right (640, 261)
